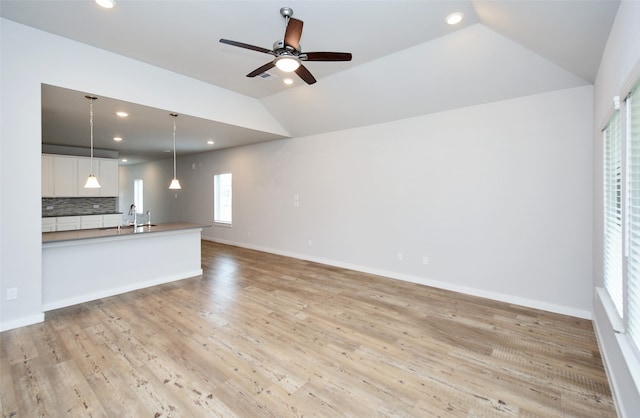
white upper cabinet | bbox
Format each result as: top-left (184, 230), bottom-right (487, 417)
top-left (98, 158), bottom-right (119, 197)
top-left (42, 154), bottom-right (119, 197)
top-left (42, 154), bottom-right (54, 197)
top-left (52, 155), bottom-right (78, 197)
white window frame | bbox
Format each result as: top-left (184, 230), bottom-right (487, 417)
top-left (134, 178), bottom-right (143, 214)
top-left (625, 83), bottom-right (640, 356)
top-left (604, 110), bottom-right (624, 318)
top-left (602, 79), bottom-right (640, 370)
top-left (213, 172), bottom-right (232, 226)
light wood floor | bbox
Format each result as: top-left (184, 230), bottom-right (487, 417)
top-left (1, 241), bottom-right (615, 417)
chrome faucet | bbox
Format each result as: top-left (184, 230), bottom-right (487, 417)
top-left (146, 210), bottom-right (151, 226)
top-left (128, 204), bottom-right (137, 227)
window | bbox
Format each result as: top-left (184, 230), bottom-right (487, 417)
top-left (627, 83), bottom-right (640, 352)
top-left (603, 79), bottom-right (640, 358)
top-left (214, 173), bottom-right (232, 224)
top-left (604, 110), bottom-right (623, 317)
top-left (134, 179), bottom-right (143, 214)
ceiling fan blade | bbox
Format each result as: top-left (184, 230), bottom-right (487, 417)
top-left (247, 61), bottom-right (276, 77)
top-left (284, 18), bottom-right (303, 50)
top-left (304, 52), bottom-right (353, 62)
top-left (220, 39), bottom-right (274, 55)
top-left (295, 64), bottom-right (316, 85)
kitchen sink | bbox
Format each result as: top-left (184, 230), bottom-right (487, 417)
top-left (99, 224), bottom-right (157, 231)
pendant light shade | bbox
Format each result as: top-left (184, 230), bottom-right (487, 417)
top-left (169, 178), bottom-right (182, 190)
top-left (84, 95), bottom-right (101, 189)
top-left (169, 113), bottom-right (182, 190)
top-left (84, 174), bottom-right (101, 188)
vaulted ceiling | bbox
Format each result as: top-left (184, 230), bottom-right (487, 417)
top-left (0, 0), bottom-right (620, 163)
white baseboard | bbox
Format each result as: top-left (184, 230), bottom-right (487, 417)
top-left (0, 313), bottom-right (45, 332)
top-left (204, 237), bottom-right (591, 319)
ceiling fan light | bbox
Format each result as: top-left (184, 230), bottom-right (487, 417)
top-left (275, 56), bottom-right (300, 72)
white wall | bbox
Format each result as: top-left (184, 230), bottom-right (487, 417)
top-left (0, 19), bottom-right (287, 331)
top-left (592, 1), bottom-right (640, 416)
top-left (177, 85), bottom-right (594, 318)
top-left (118, 159), bottom-right (179, 224)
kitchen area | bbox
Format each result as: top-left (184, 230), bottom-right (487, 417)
top-left (40, 90), bottom-right (206, 313)
top-left (36, 80), bottom-right (287, 315)
top-left (41, 150), bottom-right (204, 311)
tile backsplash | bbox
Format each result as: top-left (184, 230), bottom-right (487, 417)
top-left (43, 197), bottom-right (118, 217)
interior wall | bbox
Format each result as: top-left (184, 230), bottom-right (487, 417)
top-left (118, 159), bottom-right (179, 224)
top-left (0, 18), bottom-right (286, 331)
top-left (176, 85), bottom-right (594, 318)
top-left (0, 13), bottom-right (595, 327)
top-left (591, 1), bottom-right (640, 416)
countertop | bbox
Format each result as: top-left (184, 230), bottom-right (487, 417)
top-left (42, 222), bottom-right (208, 243)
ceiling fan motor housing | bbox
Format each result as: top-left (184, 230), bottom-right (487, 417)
top-left (273, 40), bottom-right (300, 54)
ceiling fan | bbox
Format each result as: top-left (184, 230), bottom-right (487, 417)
top-left (219, 7), bottom-right (352, 85)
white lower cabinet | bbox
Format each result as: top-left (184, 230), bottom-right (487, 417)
top-left (44, 214), bottom-right (123, 232)
top-left (80, 215), bottom-right (103, 230)
top-left (42, 218), bottom-right (56, 232)
top-left (56, 217), bottom-right (81, 231)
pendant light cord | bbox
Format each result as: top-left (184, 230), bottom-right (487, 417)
top-left (172, 114), bottom-right (177, 179)
top-left (89, 97), bottom-right (95, 174)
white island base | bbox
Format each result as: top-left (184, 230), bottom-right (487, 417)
top-left (42, 225), bottom-right (203, 311)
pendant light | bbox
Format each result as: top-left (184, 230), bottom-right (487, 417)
top-left (169, 113), bottom-right (182, 190)
top-left (84, 95), bottom-right (101, 188)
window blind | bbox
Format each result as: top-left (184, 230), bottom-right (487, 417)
top-left (627, 84), bottom-right (640, 351)
top-left (604, 110), bottom-right (624, 317)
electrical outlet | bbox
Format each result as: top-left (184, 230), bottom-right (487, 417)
top-left (396, 252), bottom-right (403, 261)
top-left (6, 288), bottom-right (17, 301)
top-left (308, 240), bottom-right (313, 247)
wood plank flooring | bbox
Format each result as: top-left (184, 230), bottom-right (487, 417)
top-left (1, 241), bottom-right (615, 417)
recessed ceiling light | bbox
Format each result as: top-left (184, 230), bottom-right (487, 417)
top-left (116, 111), bottom-right (128, 117)
top-left (113, 136), bottom-right (123, 142)
top-left (121, 158), bottom-right (128, 162)
top-left (207, 140), bottom-right (215, 145)
top-left (283, 78), bottom-right (294, 85)
top-left (95, 0), bottom-right (116, 9)
top-left (446, 12), bottom-right (464, 25)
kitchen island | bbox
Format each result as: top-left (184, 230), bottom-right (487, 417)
top-left (42, 222), bottom-right (206, 311)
